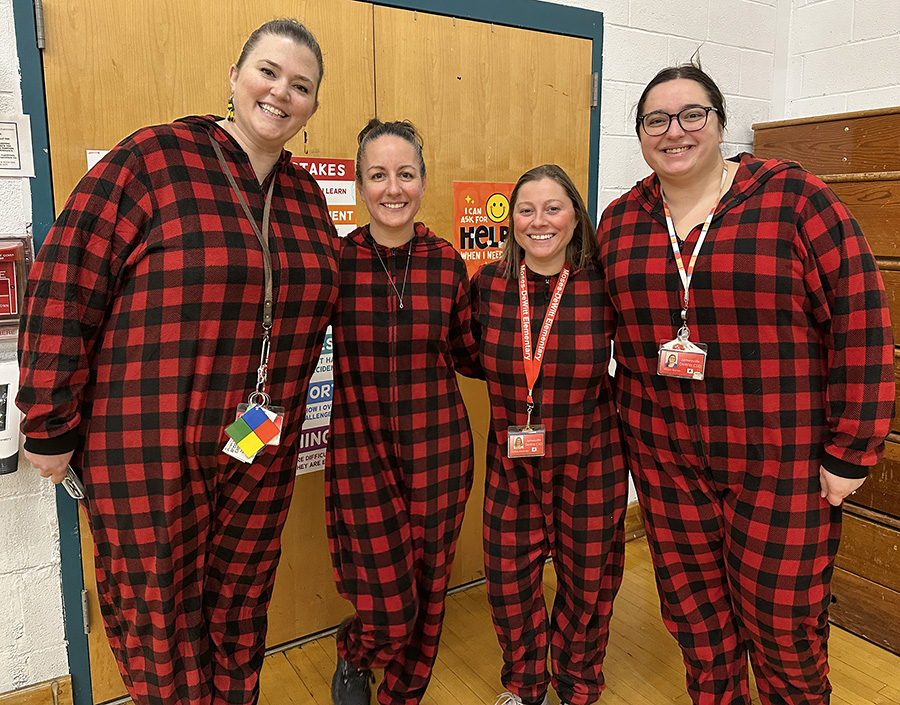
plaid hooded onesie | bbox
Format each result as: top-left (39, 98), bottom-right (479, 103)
top-left (17, 116), bottom-right (339, 705)
top-left (326, 223), bottom-right (480, 705)
top-left (598, 153), bottom-right (894, 705)
top-left (470, 260), bottom-right (629, 705)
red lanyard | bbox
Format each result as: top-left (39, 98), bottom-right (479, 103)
top-left (519, 262), bottom-right (570, 409)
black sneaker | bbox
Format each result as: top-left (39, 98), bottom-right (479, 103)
top-left (331, 656), bottom-right (373, 705)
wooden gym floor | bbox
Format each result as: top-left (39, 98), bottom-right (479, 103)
top-left (258, 537), bottom-right (900, 705)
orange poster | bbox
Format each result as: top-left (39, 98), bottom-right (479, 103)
top-left (453, 181), bottom-right (515, 276)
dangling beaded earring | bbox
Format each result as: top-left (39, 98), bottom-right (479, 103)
top-left (303, 127), bottom-right (309, 155)
top-left (226, 95), bottom-right (235, 122)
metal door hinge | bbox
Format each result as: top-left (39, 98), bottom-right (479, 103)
top-left (591, 72), bottom-right (599, 108)
top-left (34, 0), bottom-right (45, 49)
top-left (81, 589), bottom-right (91, 634)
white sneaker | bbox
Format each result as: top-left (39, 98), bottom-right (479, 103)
top-left (493, 692), bottom-right (550, 705)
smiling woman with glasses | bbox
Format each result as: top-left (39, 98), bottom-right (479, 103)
top-left (598, 60), bottom-right (894, 705)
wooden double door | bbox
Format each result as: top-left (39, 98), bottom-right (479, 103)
top-left (39, 1), bottom-right (593, 701)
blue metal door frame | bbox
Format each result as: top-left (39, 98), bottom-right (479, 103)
top-left (11, 1), bottom-right (602, 702)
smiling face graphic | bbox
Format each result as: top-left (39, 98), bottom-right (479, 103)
top-left (486, 193), bottom-right (510, 223)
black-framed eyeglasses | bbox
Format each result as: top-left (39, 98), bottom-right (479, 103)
top-left (637, 106), bottom-right (719, 136)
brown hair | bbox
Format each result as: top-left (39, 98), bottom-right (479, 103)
top-left (635, 58), bottom-right (727, 138)
top-left (236, 19), bottom-right (324, 99)
top-left (355, 119), bottom-right (426, 182)
top-left (499, 164), bottom-right (596, 279)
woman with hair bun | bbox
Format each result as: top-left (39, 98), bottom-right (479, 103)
top-left (326, 119), bottom-right (481, 705)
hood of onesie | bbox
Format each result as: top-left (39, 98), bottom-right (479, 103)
top-left (630, 152), bottom-right (803, 221)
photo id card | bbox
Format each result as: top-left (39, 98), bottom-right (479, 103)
top-left (508, 425), bottom-right (546, 458)
top-left (657, 341), bottom-right (708, 380)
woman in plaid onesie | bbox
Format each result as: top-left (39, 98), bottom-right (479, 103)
top-left (326, 120), bottom-right (480, 705)
top-left (598, 63), bottom-right (894, 704)
top-left (471, 165), bottom-right (629, 705)
top-left (17, 20), bottom-right (338, 705)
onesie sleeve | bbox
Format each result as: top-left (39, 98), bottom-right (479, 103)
top-left (17, 141), bottom-right (153, 454)
top-left (796, 170), bottom-right (895, 477)
top-left (448, 256), bottom-right (482, 379)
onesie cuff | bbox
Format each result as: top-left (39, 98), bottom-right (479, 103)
top-left (23, 428), bottom-right (81, 456)
top-left (820, 452), bottom-right (869, 479)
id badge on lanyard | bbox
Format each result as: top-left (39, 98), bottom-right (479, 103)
top-left (656, 165), bottom-right (727, 382)
top-left (210, 136), bottom-right (288, 463)
top-left (508, 263), bottom-right (569, 458)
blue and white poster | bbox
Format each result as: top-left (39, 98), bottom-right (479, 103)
top-left (292, 157), bottom-right (355, 475)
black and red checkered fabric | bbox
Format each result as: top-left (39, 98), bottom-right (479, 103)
top-left (471, 261), bottom-right (629, 705)
top-left (598, 153), bottom-right (895, 704)
top-left (17, 116), bottom-right (339, 705)
top-left (326, 223), bottom-right (480, 705)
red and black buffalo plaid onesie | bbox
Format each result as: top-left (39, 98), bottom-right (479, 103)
top-left (17, 116), bottom-right (339, 705)
top-left (326, 223), bottom-right (480, 705)
top-left (470, 261), bottom-right (629, 705)
top-left (598, 154), bottom-right (894, 705)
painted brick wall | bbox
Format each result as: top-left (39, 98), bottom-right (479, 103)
top-left (546, 0), bottom-right (781, 511)
top-left (0, 0), bottom-right (69, 692)
top-left (787, 0), bottom-right (900, 117)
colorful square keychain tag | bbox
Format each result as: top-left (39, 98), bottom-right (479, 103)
top-left (222, 403), bottom-right (285, 463)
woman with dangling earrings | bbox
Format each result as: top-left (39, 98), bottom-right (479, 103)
top-left (18, 18), bottom-right (338, 705)
top-left (326, 119), bottom-right (481, 705)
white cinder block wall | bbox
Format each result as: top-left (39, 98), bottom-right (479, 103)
top-left (2, 0), bottom-right (899, 693)
top-left (0, 0), bottom-right (69, 693)
top-left (787, 0), bottom-right (900, 118)
top-left (552, 0), bottom-right (777, 211)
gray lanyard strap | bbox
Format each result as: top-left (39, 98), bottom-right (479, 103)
top-left (209, 136), bottom-right (277, 404)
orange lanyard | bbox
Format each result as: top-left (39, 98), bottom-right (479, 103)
top-left (519, 262), bottom-right (570, 420)
top-left (662, 165), bottom-right (727, 321)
